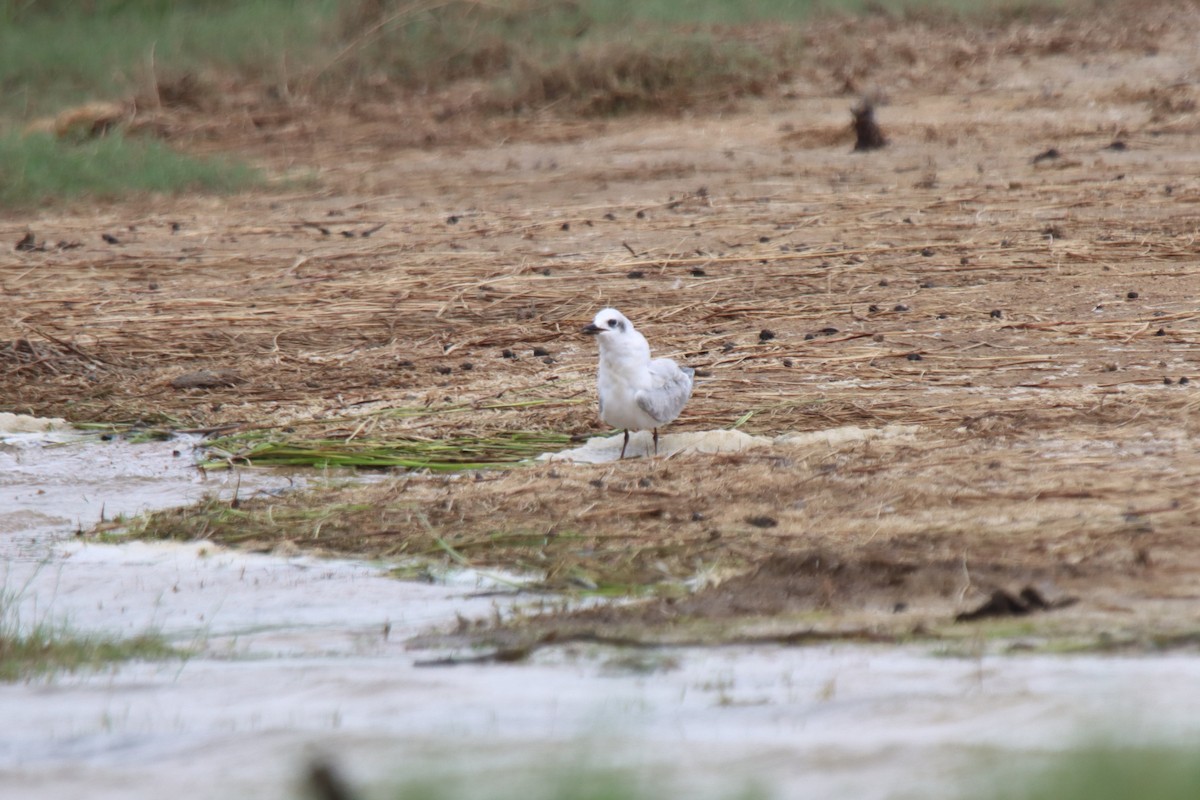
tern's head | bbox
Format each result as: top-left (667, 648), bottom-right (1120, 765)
top-left (582, 307), bottom-right (633, 340)
top-left (583, 308), bottom-right (650, 358)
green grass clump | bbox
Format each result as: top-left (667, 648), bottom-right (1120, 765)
top-left (982, 745), bottom-right (1200, 800)
top-left (200, 430), bottom-right (572, 470)
top-left (0, 131), bottom-right (260, 208)
top-left (0, 585), bottom-right (181, 681)
top-left (0, 627), bottom-right (179, 682)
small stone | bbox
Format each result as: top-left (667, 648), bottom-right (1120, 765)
top-left (603, 213), bottom-right (616, 221)
top-left (501, 349), bottom-right (516, 359)
top-left (102, 233), bottom-right (120, 245)
top-left (690, 267), bottom-right (707, 277)
top-left (920, 247), bottom-right (934, 257)
top-left (460, 362), bottom-right (474, 371)
top-left (627, 270), bottom-right (645, 279)
top-left (560, 222), bottom-right (570, 231)
top-left (446, 215), bottom-right (459, 224)
top-left (868, 304), bottom-right (880, 313)
top-left (758, 329), bottom-right (776, 342)
top-left (782, 358), bottom-right (794, 367)
top-left (691, 512), bottom-right (706, 522)
top-left (906, 353), bottom-right (923, 361)
top-left (745, 515), bottom-right (778, 529)
top-left (635, 210), bottom-right (646, 219)
top-left (1155, 329), bottom-right (1166, 337)
top-left (758, 236), bottom-right (771, 243)
top-left (893, 304), bottom-right (910, 312)
top-left (1126, 291), bottom-right (1139, 299)
top-left (532, 347), bottom-right (550, 357)
top-left (1164, 377), bottom-right (1175, 385)
top-left (960, 256), bottom-right (970, 265)
top-left (990, 309), bottom-right (1003, 318)
top-left (434, 365), bottom-right (452, 375)
top-left (1181, 377), bottom-right (1191, 385)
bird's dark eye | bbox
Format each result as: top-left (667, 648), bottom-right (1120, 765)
top-left (607, 319), bottom-right (617, 328)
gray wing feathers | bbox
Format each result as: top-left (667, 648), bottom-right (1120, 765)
top-left (635, 359), bottom-right (694, 424)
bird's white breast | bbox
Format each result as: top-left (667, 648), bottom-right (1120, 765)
top-left (597, 356), bottom-right (661, 431)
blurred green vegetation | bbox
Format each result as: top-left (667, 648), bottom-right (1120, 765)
top-left (0, 0), bottom-right (336, 119)
top-left (0, 0), bottom-right (1078, 206)
top-left (984, 744), bottom-right (1200, 800)
top-left (0, 0), bottom-right (1076, 119)
top-left (0, 130), bottom-right (260, 208)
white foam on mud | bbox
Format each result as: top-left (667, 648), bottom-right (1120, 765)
top-left (774, 423), bottom-right (921, 448)
top-left (0, 412), bottom-right (69, 435)
top-left (544, 428), bottom-right (770, 463)
top-left (544, 425), bottom-right (921, 463)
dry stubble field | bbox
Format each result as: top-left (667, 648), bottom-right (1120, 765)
top-left (6, 4), bottom-right (1200, 649)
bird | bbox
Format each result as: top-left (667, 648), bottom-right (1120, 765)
top-left (582, 307), bottom-right (694, 459)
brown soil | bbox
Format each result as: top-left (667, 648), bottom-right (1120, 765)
top-left (7, 2), bottom-right (1200, 647)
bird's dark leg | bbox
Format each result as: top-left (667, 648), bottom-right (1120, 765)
top-left (620, 430), bottom-right (629, 459)
top-left (653, 428), bottom-right (659, 456)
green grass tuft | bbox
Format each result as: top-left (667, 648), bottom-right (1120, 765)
top-left (0, 584), bottom-right (182, 681)
top-left (0, 627), bottom-right (180, 682)
top-left (0, 131), bottom-right (260, 208)
top-left (200, 429), bottom-right (573, 470)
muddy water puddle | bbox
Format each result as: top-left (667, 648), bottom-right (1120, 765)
top-left (3, 422), bottom-right (1200, 799)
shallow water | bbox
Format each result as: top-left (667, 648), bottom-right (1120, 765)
top-left (3, 424), bottom-right (1200, 799)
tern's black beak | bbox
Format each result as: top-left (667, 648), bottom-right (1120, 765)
top-left (582, 323), bottom-right (602, 335)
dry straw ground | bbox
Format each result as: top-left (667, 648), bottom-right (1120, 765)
top-left (6, 2), bottom-right (1200, 647)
